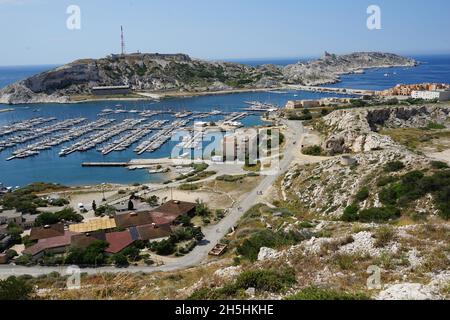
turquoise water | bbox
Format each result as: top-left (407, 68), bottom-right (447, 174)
top-left (0, 55), bottom-right (449, 187)
top-left (0, 90), bottom-right (345, 186)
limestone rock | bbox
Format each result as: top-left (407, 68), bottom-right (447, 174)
top-left (257, 247), bottom-right (282, 261)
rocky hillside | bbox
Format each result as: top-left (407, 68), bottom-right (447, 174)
top-left (0, 52), bottom-right (416, 104)
top-left (281, 104), bottom-right (450, 218)
top-left (321, 105), bottom-right (450, 155)
top-left (283, 52), bottom-right (417, 85)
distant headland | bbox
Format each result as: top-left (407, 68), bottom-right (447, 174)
top-left (0, 52), bottom-right (417, 104)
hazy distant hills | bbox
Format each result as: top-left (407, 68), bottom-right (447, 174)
top-left (0, 52), bottom-right (416, 104)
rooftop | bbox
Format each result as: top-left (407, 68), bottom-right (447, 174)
top-left (134, 224), bottom-right (172, 241)
top-left (71, 232), bottom-right (107, 249)
top-left (105, 231), bottom-right (134, 254)
top-left (115, 211), bottom-right (154, 228)
top-left (151, 200), bottom-right (196, 217)
top-left (29, 223), bottom-right (65, 241)
top-left (24, 231), bottom-right (77, 256)
top-left (69, 218), bottom-right (117, 233)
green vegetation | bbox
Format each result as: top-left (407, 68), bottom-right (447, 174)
top-left (302, 145), bottom-right (325, 156)
top-left (426, 122), bottom-right (446, 130)
top-left (341, 205), bottom-right (359, 222)
top-left (236, 229), bottom-right (308, 262)
top-left (287, 109), bottom-right (314, 121)
top-left (179, 183), bottom-right (200, 191)
top-left (374, 226), bottom-right (396, 248)
top-left (0, 276), bottom-right (34, 300)
top-left (384, 161), bottom-right (405, 172)
top-left (216, 174), bottom-right (247, 182)
top-left (94, 204), bottom-right (116, 217)
top-left (355, 187), bottom-right (370, 202)
top-left (189, 269), bottom-right (296, 300)
top-left (35, 208), bottom-right (83, 226)
top-left (0, 183), bottom-right (65, 214)
top-left (431, 161), bottom-right (449, 169)
top-left (65, 240), bottom-right (109, 266)
top-left (379, 169), bottom-right (450, 219)
top-left (149, 226), bottom-right (204, 256)
top-left (112, 253), bottom-right (129, 267)
top-left (285, 287), bottom-right (370, 300)
top-left (349, 99), bottom-right (369, 108)
top-left (358, 207), bottom-right (401, 223)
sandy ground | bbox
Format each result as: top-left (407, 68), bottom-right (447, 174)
top-left (149, 188), bottom-right (233, 210)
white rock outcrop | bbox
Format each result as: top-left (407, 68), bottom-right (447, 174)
top-left (257, 247), bottom-right (282, 261)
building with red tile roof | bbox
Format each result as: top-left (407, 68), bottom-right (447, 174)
top-left (29, 223), bottom-right (65, 241)
top-left (152, 200), bottom-right (196, 218)
top-left (133, 224), bottom-right (172, 241)
top-left (114, 211), bottom-right (154, 229)
top-left (105, 230), bottom-right (135, 254)
top-left (24, 231), bottom-right (78, 259)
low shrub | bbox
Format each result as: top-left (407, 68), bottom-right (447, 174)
top-left (236, 229), bottom-right (308, 261)
top-left (302, 145), bottom-right (324, 156)
top-left (355, 187), bottom-right (370, 202)
top-left (384, 161), bottom-right (405, 172)
top-left (341, 205), bottom-right (359, 222)
top-left (358, 206), bottom-right (400, 223)
top-left (374, 226), bottom-right (396, 248)
top-left (285, 287), bottom-right (370, 300)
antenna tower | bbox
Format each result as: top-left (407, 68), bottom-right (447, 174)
top-left (121, 26), bottom-right (126, 55)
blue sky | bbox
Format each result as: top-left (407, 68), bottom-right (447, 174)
top-left (0, 0), bottom-right (449, 65)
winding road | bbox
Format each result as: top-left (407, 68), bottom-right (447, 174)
top-left (0, 120), bottom-right (305, 279)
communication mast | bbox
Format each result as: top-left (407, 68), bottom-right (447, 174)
top-left (121, 26), bottom-right (126, 55)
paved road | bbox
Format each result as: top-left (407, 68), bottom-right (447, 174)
top-left (0, 120), bottom-right (304, 279)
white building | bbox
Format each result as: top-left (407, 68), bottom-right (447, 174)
top-left (411, 90), bottom-right (450, 101)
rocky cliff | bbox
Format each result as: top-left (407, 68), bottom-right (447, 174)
top-left (283, 52), bottom-right (417, 85)
top-left (322, 105), bottom-right (450, 154)
top-left (0, 52), bottom-right (416, 104)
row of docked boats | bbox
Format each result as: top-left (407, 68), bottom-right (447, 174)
top-left (5, 118), bottom-right (115, 161)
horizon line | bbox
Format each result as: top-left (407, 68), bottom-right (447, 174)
top-left (1, 52), bottom-right (450, 68)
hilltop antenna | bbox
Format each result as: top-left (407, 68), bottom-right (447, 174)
top-left (121, 26), bottom-right (126, 55)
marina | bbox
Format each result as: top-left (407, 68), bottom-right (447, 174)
top-left (3, 56), bottom-right (446, 187)
top-left (134, 119), bottom-right (191, 155)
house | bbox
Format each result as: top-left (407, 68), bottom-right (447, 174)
top-left (115, 211), bottom-right (154, 229)
top-left (105, 231), bottom-right (135, 254)
top-left (150, 200), bottom-right (197, 223)
top-left (29, 223), bottom-right (65, 241)
top-left (0, 209), bottom-right (23, 226)
top-left (285, 100), bottom-right (321, 109)
top-left (23, 231), bottom-right (77, 259)
top-left (91, 85), bottom-right (131, 96)
top-left (411, 90), bottom-right (450, 101)
top-left (71, 231), bottom-right (107, 249)
top-left (132, 224), bottom-right (172, 242)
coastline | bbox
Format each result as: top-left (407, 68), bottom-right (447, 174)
top-left (0, 62), bottom-right (418, 105)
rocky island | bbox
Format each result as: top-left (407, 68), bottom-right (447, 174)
top-left (0, 52), bottom-right (417, 104)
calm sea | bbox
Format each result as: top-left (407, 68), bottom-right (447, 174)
top-left (0, 55), bottom-right (449, 187)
